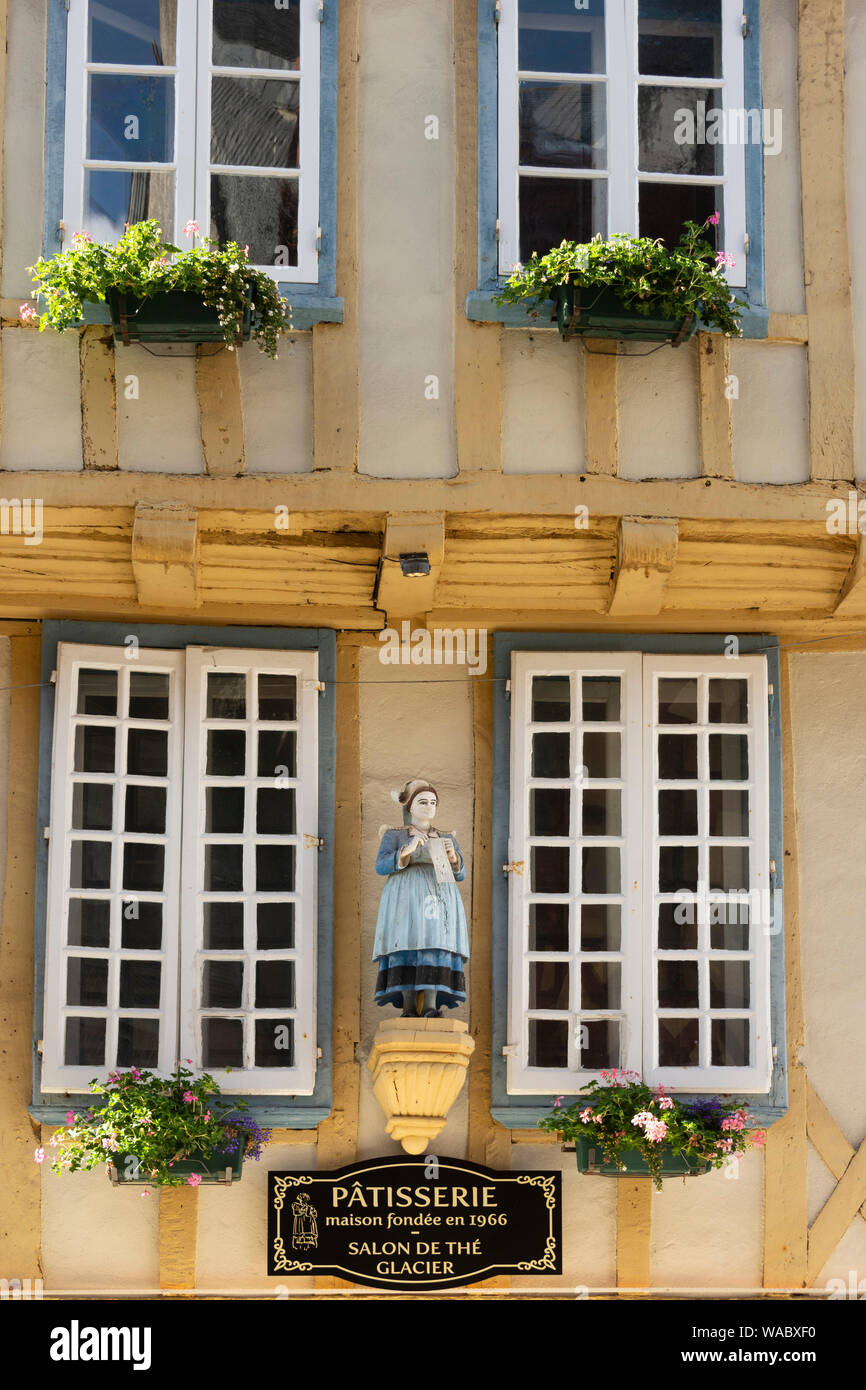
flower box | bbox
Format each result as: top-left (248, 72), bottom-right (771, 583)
top-left (108, 1144), bottom-right (245, 1186)
top-left (575, 1136), bottom-right (711, 1180)
top-left (552, 283), bottom-right (697, 346)
top-left (106, 287), bottom-right (254, 347)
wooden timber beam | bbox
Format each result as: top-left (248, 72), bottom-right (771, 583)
top-left (131, 501), bottom-right (200, 609)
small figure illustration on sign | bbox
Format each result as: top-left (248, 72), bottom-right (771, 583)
top-left (291, 1192), bottom-right (319, 1250)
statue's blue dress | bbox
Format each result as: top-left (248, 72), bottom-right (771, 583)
top-left (373, 828), bottom-right (469, 1009)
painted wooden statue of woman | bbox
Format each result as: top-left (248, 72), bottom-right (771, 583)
top-left (373, 778), bottom-right (469, 1017)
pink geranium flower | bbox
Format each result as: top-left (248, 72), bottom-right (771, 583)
top-left (19, 302), bottom-right (38, 324)
top-left (552, 1096), bottom-right (563, 1109)
top-left (65, 1110), bottom-right (75, 1124)
top-left (751, 1129), bottom-right (767, 1146)
top-left (182, 1091), bottom-right (194, 1103)
top-left (707, 211), bottom-right (721, 226)
top-left (716, 250), bottom-right (736, 269)
top-left (183, 220), bottom-right (200, 239)
top-left (34, 1147), bottom-right (45, 1163)
top-left (187, 1173), bottom-right (202, 1188)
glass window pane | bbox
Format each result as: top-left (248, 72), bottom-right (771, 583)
top-left (89, 0), bottom-right (177, 65)
top-left (530, 845), bottom-right (570, 893)
top-left (256, 845), bottom-right (295, 893)
top-left (70, 841), bottom-right (111, 890)
top-left (532, 731), bottom-right (570, 778)
top-left (121, 901), bottom-right (162, 950)
top-left (709, 734), bottom-right (748, 781)
top-left (213, 0), bottom-right (300, 69)
top-left (528, 1017), bottom-right (568, 1068)
top-left (582, 677), bottom-right (620, 722)
top-left (658, 960), bottom-right (699, 1009)
top-left (202, 960), bottom-right (244, 1009)
top-left (581, 1019), bottom-right (619, 1069)
top-left (709, 679), bottom-right (748, 724)
top-left (531, 675), bottom-right (570, 721)
top-left (119, 960), bottom-right (161, 1009)
top-left (83, 169), bottom-right (176, 244)
top-left (208, 729), bottom-right (247, 776)
top-left (122, 842), bottom-right (165, 893)
top-left (125, 784), bottom-right (166, 834)
top-left (66, 957), bottom-right (108, 1007)
top-left (529, 961), bottom-right (569, 1009)
top-left (710, 960), bottom-right (750, 1009)
top-left (581, 961), bottom-right (620, 1009)
top-left (658, 733), bottom-right (697, 780)
top-left (74, 726), bottom-right (115, 774)
top-left (658, 901), bottom-right (697, 950)
top-left (711, 1017), bottom-right (750, 1066)
top-left (658, 788), bottom-right (697, 836)
top-left (257, 902), bottom-right (295, 950)
top-left (77, 669), bottom-right (117, 716)
top-left (530, 787), bottom-right (570, 836)
top-left (256, 788), bottom-right (296, 835)
top-left (65, 1017), bottom-right (106, 1067)
top-left (710, 901), bottom-right (749, 950)
top-left (128, 672), bottom-right (170, 720)
top-left (658, 1017), bottom-right (699, 1066)
top-left (519, 81), bottom-right (606, 169)
top-left (639, 181), bottom-right (719, 250)
top-left (210, 173), bottom-right (298, 267)
top-left (127, 728), bottom-right (168, 777)
top-left (582, 789), bottom-right (621, 835)
top-left (658, 845), bottom-right (698, 893)
top-left (206, 787), bottom-right (245, 834)
top-left (580, 903), bottom-right (620, 951)
top-left (528, 903), bottom-right (569, 952)
top-left (258, 674), bottom-right (297, 721)
top-left (709, 789), bottom-right (749, 836)
top-left (638, 87), bottom-right (722, 175)
top-left (518, 2), bottom-right (606, 74)
top-left (257, 730), bottom-right (297, 778)
top-left (68, 898), bottom-right (111, 948)
top-left (582, 846), bottom-right (620, 893)
top-left (658, 677), bottom-right (697, 724)
top-left (255, 960), bottom-right (295, 1009)
top-left (709, 845), bottom-right (749, 892)
top-left (207, 673), bottom-right (246, 720)
top-left (205, 845), bottom-right (244, 892)
top-left (117, 1018), bottom-right (159, 1067)
top-left (638, 1), bottom-right (721, 78)
top-left (72, 783), bottom-right (113, 831)
top-left (202, 1017), bottom-right (244, 1068)
top-left (88, 74), bottom-right (174, 162)
top-left (204, 901), bottom-right (245, 950)
top-left (255, 1018), bottom-right (294, 1067)
top-left (519, 176), bottom-right (606, 261)
top-left (583, 732), bottom-right (620, 778)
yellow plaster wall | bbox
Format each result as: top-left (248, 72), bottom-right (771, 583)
top-left (847, 7), bottom-right (866, 480)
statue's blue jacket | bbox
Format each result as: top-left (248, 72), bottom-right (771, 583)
top-left (375, 828), bottom-right (466, 881)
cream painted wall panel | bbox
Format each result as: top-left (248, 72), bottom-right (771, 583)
top-left (0, 331), bottom-right (82, 470)
top-left (847, 9), bottom-right (866, 480)
top-left (730, 341), bottom-right (810, 483)
top-left (789, 654), bottom-right (866, 1146)
top-left (3, 0), bottom-right (46, 299)
top-left (196, 1143), bottom-right (316, 1291)
top-left (41, 1167), bottom-right (159, 1292)
top-left (502, 331), bottom-right (586, 474)
top-left (357, 649), bottom-right (473, 1158)
top-left (650, 1157), bottom-right (764, 1292)
top-left (357, 1), bottom-right (455, 478)
top-left (116, 348), bottom-right (202, 473)
top-left (617, 342), bottom-right (700, 479)
top-left (763, 0), bottom-right (806, 314)
top-left (510, 1148), bottom-right (616, 1293)
top-left (813, 1214), bottom-right (866, 1295)
top-left (239, 337), bottom-right (313, 474)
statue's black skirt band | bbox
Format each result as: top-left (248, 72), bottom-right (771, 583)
top-left (374, 948), bottom-right (467, 1009)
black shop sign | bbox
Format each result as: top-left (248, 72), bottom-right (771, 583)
top-left (267, 1155), bottom-right (562, 1292)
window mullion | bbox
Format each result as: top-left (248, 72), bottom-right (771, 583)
top-left (607, 0), bottom-right (636, 235)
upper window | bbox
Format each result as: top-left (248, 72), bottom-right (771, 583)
top-left (62, 0), bottom-right (321, 281)
top-left (505, 650), bottom-right (773, 1095)
top-left (41, 641), bottom-right (320, 1095)
top-left (497, 0), bottom-right (747, 287)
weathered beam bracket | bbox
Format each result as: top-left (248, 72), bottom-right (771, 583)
top-left (375, 511), bottom-right (445, 621)
top-left (832, 536), bottom-right (866, 615)
top-left (131, 501), bottom-right (200, 609)
top-left (607, 516), bottom-right (679, 616)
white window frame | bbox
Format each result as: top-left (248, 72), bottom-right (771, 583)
top-left (42, 641), bottom-right (319, 1095)
top-left (497, 0), bottom-right (747, 287)
top-left (507, 650), bottom-right (771, 1095)
top-left (62, 0), bottom-right (321, 283)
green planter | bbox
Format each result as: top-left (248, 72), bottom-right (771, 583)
top-left (552, 283), bottom-right (697, 346)
top-left (108, 1144), bottom-right (244, 1186)
top-left (106, 286), bottom-right (254, 347)
top-left (575, 1136), bottom-right (711, 1179)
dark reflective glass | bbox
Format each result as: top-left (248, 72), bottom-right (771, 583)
top-left (73, 783), bottom-right (113, 831)
top-left (202, 1017), bottom-right (244, 1068)
top-left (531, 845), bottom-right (570, 893)
top-left (129, 672), bottom-right (170, 720)
top-left (528, 1017), bottom-right (568, 1068)
top-left (121, 901), bottom-right (162, 950)
top-left (117, 1017), bottom-right (159, 1067)
top-left (206, 787), bottom-right (245, 834)
top-left (658, 845), bottom-right (698, 893)
top-left (258, 674), bottom-right (297, 721)
top-left (255, 1018), bottom-right (294, 1067)
top-left (256, 845), bottom-right (295, 893)
top-left (519, 176), bottom-right (605, 261)
top-left (529, 961), bottom-right (569, 1009)
top-left (711, 1017), bottom-right (749, 1066)
top-left (205, 845), bottom-right (244, 892)
top-left (581, 961), bottom-right (620, 1009)
top-left (127, 728), bottom-right (168, 777)
top-left (658, 1016), bottom-right (699, 1066)
top-left (255, 960), bottom-right (295, 1009)
top-left (528, 902), bottom-right (569, 952)
top-left (122, 842), bottom-right (165, 893)
top-left (68, 898), bottom-right (111, 948)
top-left (204, 901), bottom-right (245, 950)
top-left (119, 960), bottom-right (161, 1009)
top-left (202, 960), bottom-right (244, 1009)
top-left (65, 1016), bottom-right (106, 1067)
top-left (66, 957), bottom-right (108, 1007)
top-left (210, 174), bottom-right (298, 267)
top-left (658, 960), bottom-right (699, 1009)
top-left (581, 1019), bottom-right (619, 1070)
top-left (580, 903), bottom-right (620, 951)
top-left (531, 675), bottom-right (570, 721)
top-left (213, 0), bottom-right (300, 69)
top-left (257, 902), bottom-right (295, 950)
top-left (658, 788), bottom-right (697, 836)
top-left (125, 784), bottom-right (166, 834)
top-left (77, 669), bottom-right (117, 716)
top-left (531, 731), bottom-right (570, 778)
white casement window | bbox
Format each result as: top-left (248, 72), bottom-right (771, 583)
top-left (507, 652), bottom-right (771, 1094)
top-left (42, 642), bottom-right (320, 1095)
top-left (63, 0), bottom-right (321, 281)
top-left (497, 0), bottom-right (747, 287)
